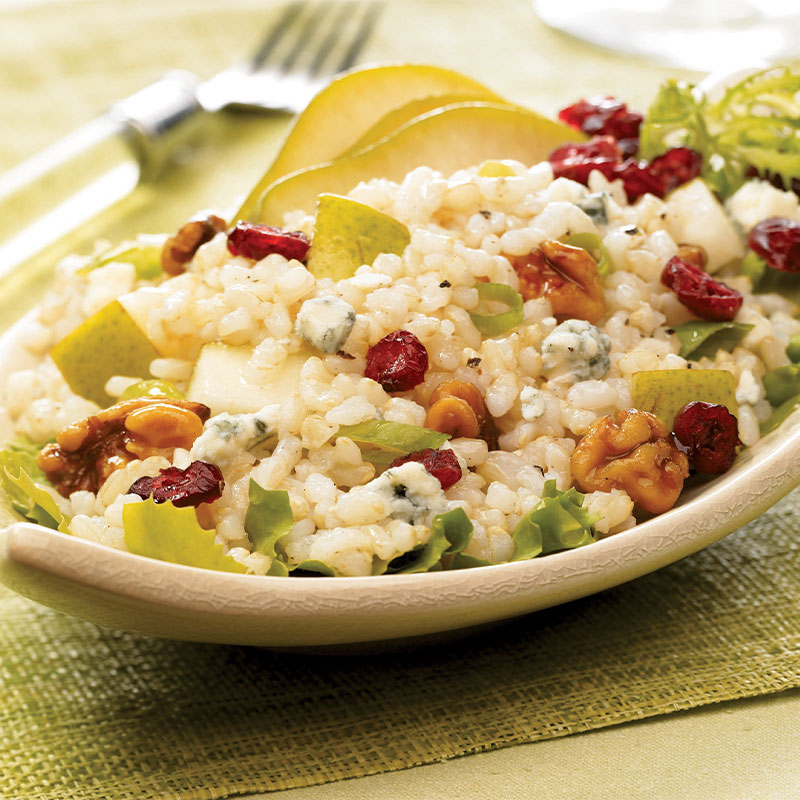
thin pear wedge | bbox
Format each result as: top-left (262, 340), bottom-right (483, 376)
top-left (340, 91), bottom-right (509, 157)
top-left (235, 64), bottom-right (504, 221)
top-left (253, 103), bottom-right (581, 225)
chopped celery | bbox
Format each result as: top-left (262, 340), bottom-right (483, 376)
top-left (672, 321), bottom-right (753, 359)
top-left (468, 282), bottom-right (524, 336)
top-left (564, 232), bottom-right (613, 277)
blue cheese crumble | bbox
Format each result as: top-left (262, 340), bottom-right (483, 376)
top-left (541, 319), bottom-right (611, 382)
top-left (189, 407), bottom-right (279, 467)
top-left (520, 386), bottom-right (547, 420)
top-left (295, 296), bottom-right (356, 354)
top-left (337, 461), bottom-right (448, 526)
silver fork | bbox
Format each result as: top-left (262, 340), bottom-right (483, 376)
top-left (0, 1), bottom-right (380, 280)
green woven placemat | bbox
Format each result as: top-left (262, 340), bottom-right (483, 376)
top-left (3, 486), bottom-right (800, 800)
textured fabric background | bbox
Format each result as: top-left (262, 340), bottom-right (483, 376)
top-left (2, 493), bottom-right (800, 799)
top-left (1, 1), bottom-right (800, 798)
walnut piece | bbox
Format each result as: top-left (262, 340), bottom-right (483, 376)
top-left (511, 239), bottom-right (606, 323)
top-left (38, 398), bottom-right (210, 497)
top-left (570, 408), bottom-right (689, 515)
top-left (161, 213), bottom-right (227, 275)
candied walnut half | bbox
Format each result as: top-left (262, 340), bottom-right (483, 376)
top-left (161, 213), bottom-right (227, 275)
top-left (570, 408), bottom-right (689, 515)
top-left (511, 239), bottom-right (606, 323)
top-left (37, 398), bottom-right (210, 497)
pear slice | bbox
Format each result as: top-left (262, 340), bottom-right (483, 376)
top-left (254, 103), bottom-right (581, 225)
top-left (235, 64), bottom-right (504, 221)
top-left (340, 92), bottom-right (508, 157)
top-left (631, 369), bottom-right (737, 429)
top-left (186, 342), bottom-right (307, 415)
top-left (50, 300), bottom-right (160, 407)
top-left (306, 194), bottom-right (411, 281)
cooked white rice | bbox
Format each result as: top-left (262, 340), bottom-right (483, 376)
top-left (4, 159), bottom-right (800, 576)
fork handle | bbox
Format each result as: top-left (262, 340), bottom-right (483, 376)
top-left (0, 71), bottom-right (203, 280)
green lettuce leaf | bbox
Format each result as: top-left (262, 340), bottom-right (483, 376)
top-left (0, 443), bottom-right (71, 532)
top-left (761, 394), bottom-right (800, 435)
top-left (511, 480), bottom-right (597, 561)
top-left (335, 420), bottom-right (450, 465)
top-left (123, 498), bottom-right (247, 573)
top-left (763, 365), bottom-right (800, 407)
top-left (787, 335), bottom-right (800, 363)
top-left (640, 68), bottom-right (800, 199)
top-left (244, 480), bottom-right (294, 577)
top-left (77, 235), bottom-right (166, 280)
top-left (290, 560), bottom-right (339, 577)
top-left (388, 507), bottom-right (473, 574)
top-left (672, 321), bottom-right (753, 359)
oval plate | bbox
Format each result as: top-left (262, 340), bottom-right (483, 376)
top-left (2, 313), bottom-right (800, 648)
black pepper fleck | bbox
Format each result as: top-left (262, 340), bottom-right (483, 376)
top-left (621, 224), bottom-right (640, 235)
top-left (479, 210), bottom-right (491, 219)
top-left (467, 357), bottom-right (482, 367)
top-left (336, 350), bottom-right (355, 360)
top-left (439, 280), bottom-right (451, 288)
top-left (665, 328), bottom-right (675, 335)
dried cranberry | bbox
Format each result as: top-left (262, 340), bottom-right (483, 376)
top-left (364, 330), bottom-right (428, 392)
top-left (557, 96), bottom-right (643, 156)
top-left (227, 222), bottom-right (310, 262)
top-left (673, 401), bottom-right (741, 474)
top-left (614, 159), bottom-right (667, 202)
top-left (661, 256), bottom-right (743, 321)
top-left (648, 147), bottom-right (702, 191)
top-left (129, 460), bottom-right (224, 507)
top-left (747, 217), bottom-right (800, 272)
top-left (549, 138), bottom-right (701, 202)
top-left (389, 448), bottom-right (463, 490)
top-left (616, 148), bottom-right (702, 202)
top-left (549, 136), bottom-right (621, 184)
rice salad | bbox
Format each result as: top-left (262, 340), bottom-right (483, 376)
top-left (4, 71), bottom-right (800, 578)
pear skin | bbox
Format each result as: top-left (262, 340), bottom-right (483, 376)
top-left (306, 194), bottom-right (410, 280)
top-left (631, 369), bottom-right (738, 429)
top-left (50, 300), bottom-right (160, 407)
top-left (235, 64), bottom-right (504, 221)
top-left (340, 91), bottom-right (508, 157)
top-left (254, 103), bottom-right (581, 225)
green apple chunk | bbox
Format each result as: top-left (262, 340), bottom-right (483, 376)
top-left (631, 369), bottom-right (737, 429)
top-left (186, 342), bottom-right (307, 415)
top-left (306, 194), bottom-right (411, 281)
top-left (235, 64), bottom-right (505, 221)
top-left (50, 300), bottom-right (160, 407)
top-left (254, 103), bottom-right (581, 225)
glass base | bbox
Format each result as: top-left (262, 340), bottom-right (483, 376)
top-left (533, 0), bottom-right (800, 71)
